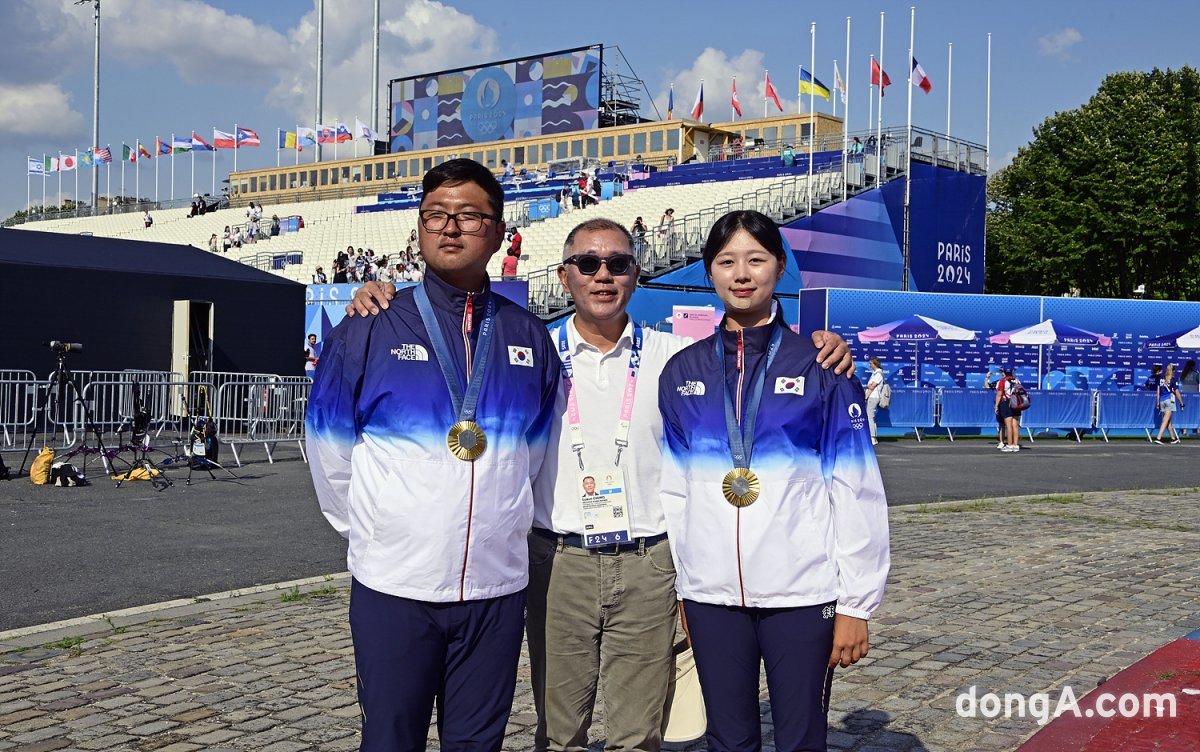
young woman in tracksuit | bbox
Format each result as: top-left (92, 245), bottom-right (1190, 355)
top-left (658, 210), bottom-right (891, 752)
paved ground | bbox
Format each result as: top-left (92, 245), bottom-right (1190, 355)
top-left (1, 488), bottom-right (1197, 751)
top-left (3, 439), bottom-right (1199, 630)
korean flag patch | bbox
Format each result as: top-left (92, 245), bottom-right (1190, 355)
top-left (775, 376), bottom-right (805, 395)
top-left (508, 346), bottom-right (534, 367)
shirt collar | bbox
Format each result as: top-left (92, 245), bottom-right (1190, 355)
top-left (567, 315), bottom-right (635, 355)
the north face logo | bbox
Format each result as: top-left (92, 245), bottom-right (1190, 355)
top-left (391, 344), bottom-right (429, 361)
top-left (677, 381), bottom-right (706, 396)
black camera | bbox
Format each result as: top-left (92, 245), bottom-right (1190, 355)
top-left (46, 341), bottom-right (83, 354)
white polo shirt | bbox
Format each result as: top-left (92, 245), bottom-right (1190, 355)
top-left (533, 315), bottom-right (691, 538)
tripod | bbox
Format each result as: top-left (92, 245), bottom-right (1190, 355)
top-left (113, 379), bottom-right (172, 490)
top-left (157, 384), bottom-right (238, 485)
top-left (18, 348), bottom-right (113, 480)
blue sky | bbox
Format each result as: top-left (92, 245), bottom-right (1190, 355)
top-left (3, 0), bottom-right (1195, 220)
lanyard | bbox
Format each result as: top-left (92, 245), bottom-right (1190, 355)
top-left (558, 320), bottom-right (643, 469)
top-left (414, 283), bottom-right (497, 423)
top-left (716, 324), bottom-right (782, 470)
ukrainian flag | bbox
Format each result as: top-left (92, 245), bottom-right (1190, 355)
top-left (799, 67), bottom-right (830, 101)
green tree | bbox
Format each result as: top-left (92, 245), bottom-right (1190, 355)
top-left (986, 67), bottom-right (1200, 300)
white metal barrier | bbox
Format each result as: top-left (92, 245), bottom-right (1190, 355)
top-left (211, 375), bottom-right (311, 466)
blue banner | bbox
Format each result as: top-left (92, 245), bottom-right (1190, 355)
top-left (904, 162), bottom-right (986, 293)
top-left (878, 388), bottom-right (937, 428)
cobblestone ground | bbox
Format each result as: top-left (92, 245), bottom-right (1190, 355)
top-left (1, 489), bottom-right (1198, 752)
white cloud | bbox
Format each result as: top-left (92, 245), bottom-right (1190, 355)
top-left (1038, 28), bottom-right (1082, 60)
top-left (0, 83), bottom-right (86, 142)
top-left (653, 48), bottom-right (800, 122)
top-left (268, 0), bottom-right (499, 129)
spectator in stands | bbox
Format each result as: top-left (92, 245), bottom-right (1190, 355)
top-left (208, 234), bottom-right (219, 253)
top-left (246, 222), bottom-right (257, 244)
top-left (732, 135), bottom-right (744, 159)
top-left (143, 211), bottom-right (153, 228)
top-left (190, 200), bottom-right (199, 218)
top-left (851, 136), bottom-right (865, 154)
top-left (509, 227), bottom-right (522, 257)
top-left (631, 217), bottom-right (648, 256)
top-left (409, 261), bottom-right (424, 282)
top-left (305, 334), bottom-right (320, 377)
top-left (995, 367), bottom-right (1022, 452)
top-left (222, 226), bottom-right (232, 252)
top-left (333, 257), bottom-right (349, 284)
top-left (591, 173), bottom-right (602, 202)
top-left (559, 186), bottom-right (571, 215)
top-left (502, 160), bottom-right (513, 179)
top-left (314, 267), bottom-right (328, 284)
top-left (501, 248), bottom-right (520, 280)
top-left (658, 208), bottom-right (675, 247)
top-left (408, 229), bottom-right (418, 246)
top-left (271, 215), bottom-right (281, 237)
top-left (864, 358), bottom-right (886, 445)
top-left (1154, 363), bottom-right (1185, 444)
top-left (232, 226), bottom-right (244, 249)
top-left (570, 180), bottom-right (581, 210)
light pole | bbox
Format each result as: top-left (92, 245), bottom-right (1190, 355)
top-left (77, 0), bottom-right (100, 212)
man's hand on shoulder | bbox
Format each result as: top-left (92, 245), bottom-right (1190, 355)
top-left (811, 330), bottom-right (856, 378)
top-left (346, 282), bottom-right (398, 317)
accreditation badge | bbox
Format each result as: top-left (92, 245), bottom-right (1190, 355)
top-left (578, 466), bottom-right (633, 547)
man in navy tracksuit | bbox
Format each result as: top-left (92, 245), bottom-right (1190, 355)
top-left (307, 159), bottom-right (559, 751)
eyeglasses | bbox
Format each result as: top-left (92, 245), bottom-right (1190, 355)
top-left (419, 210), bottom-right (501, 233)
top-left (563, 254), bottom-right (638, 276)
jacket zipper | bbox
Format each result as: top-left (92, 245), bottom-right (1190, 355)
top-left (460, 292), bottom-right (476, 602)
top-left (735, 329), bottom-right (747, 608)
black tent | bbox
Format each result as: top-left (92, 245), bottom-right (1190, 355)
top-left (0, 228), bottom-right (305, 376)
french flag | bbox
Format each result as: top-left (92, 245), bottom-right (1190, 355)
top-left (911, 57), bottom-right (932, 94)
top-left (691, 80), bottom-right (704, 121)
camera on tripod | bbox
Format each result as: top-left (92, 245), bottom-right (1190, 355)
top-left (45, 341), bottom-right (84, 354)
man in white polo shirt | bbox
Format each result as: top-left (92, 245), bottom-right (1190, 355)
top-left (346, 218), bottom-right (854, 752)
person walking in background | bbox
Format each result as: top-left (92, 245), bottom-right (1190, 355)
top-left (864, 357), bottom-right (885, 446)
top-left (995, 367), bottom-right (1022, 452)
top-left (500, 248), bottom-right (520, 280)
top-left (985, 365), bottom-right (1006, 449)
top-left (1155, 363), bottom-right (1185, 444)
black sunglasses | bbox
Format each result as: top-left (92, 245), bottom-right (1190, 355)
top-left (563, 254), bottom-right (638, 276)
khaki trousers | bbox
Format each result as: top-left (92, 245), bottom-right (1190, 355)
top-left (526, 532), bottom-right (678, 752)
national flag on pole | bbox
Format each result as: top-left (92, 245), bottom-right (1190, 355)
top-left (731, 77), bottom-right (742, 117)
top-left (59, 153), bottom-right (77, 171)
top-left (191, 132), bottom-right (214, 151)
top-left (236, 127), bottom-right (260, 147)
top-left (279, 130), bottom-right (300, 151)
top-left (834, 61), bottom-right (846, 105)
top-left (138, 144), bottom-right (153, 160)
top-left (764, 72), bottom-right (783, 112)
top-left (157, 138), bottom-right (171, 156)
top-left (355, 118), bottom-right (377, 142)
top-left (799, 68), bottom-right (831, 100)
top-left (317, 124), bottom-right (336, 144)
top-left (45, 155), bottom-right (59, 172)
top-left (667, 85), bottom-right (674, 120)
top-left (871, 57), bottom-right (893, 96)
top-left (911, 56), bottom-right (932, 93)
top-left (123, 144), bottom-right (132, 162)
top-left (80, 150), bottom-right (95, 168)
top-left (28, 156), bottom-right (45, 176)
top-left (213, 129), bottom-right (236, 149)
top-left (172, 136), bottom-right (191, 153)
top-left (95, 147), bottom-right (112, 163)
top-left (691, 81), bottom-right (704, 120)
top-left (296, 127), bottom-right (317, 148)
top-left (335, 122), bottom-right (353, 143)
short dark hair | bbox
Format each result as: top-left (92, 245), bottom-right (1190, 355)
top-left (422, 158), bottom-right (505, 217)
top-left (562, 218), bottom-right (634, 259)
top-left (701, 210), bottom-right (788, 275)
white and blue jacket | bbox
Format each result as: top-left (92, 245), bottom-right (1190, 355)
top-left (658, 319), bottom-right (890, 619)
top-left (306, 271), bottom-right (559, 603)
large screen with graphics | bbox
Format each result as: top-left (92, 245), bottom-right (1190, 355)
top-left (388, 45), bottom-right (603, 153)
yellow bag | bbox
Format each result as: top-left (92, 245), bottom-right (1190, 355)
top-left (111, 467), bottom-right (161, 481)
top-left (31, 446), bottom-right (55, 485)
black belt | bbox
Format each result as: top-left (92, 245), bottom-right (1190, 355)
top-left (531, 527), bottom-right (668, 555)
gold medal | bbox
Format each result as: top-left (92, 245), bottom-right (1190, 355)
top-left (447, 420), bottom-right (487, 461)
top-left (722, 468), bottom-right (760, 507)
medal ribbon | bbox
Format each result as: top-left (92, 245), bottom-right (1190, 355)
top-left (558, 320), bottom-right (643, 468)
top-left (716, 323), bottom-right (782, 470)
top-left (414, 283), bottom-right (497, 424)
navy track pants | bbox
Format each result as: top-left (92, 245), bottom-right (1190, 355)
top-left (349, 578), bottom-right (527, 752)
top-left (683, 600), bottom-right (836, 752)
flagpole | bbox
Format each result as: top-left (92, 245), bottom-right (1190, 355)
top-left (170, 133), bottom-right (176, 203)
top-left (106, 145), bottom-right (111, 209)
top-left (233, 123), bottom-right (238, 173)
top-left (766, 70), bottom-right (771, 119)
top-left (795, 66), bottom-right (800, 115)
top-left (75, 148), bottom-right (79, 210)
top-left (277, 129), bottom-right (282, 168)
top-left (26, 156), bottom-right (31, 214)
top-left (155, 139), bottom-right (160, 204)
top-left (334, 118), bottom-right (339, 161)
top-left (844, 15), bottom-right (851, 202)
top-left (191, 143), bottom-right (196, 197)
top-left (947, 42), bottom-right (953, 137)
top-left (211, 128), bottom-right (217, 197)
top-left (731, 78), bottom-right (736, 121)
top-left (868, 55), bottom-right (875, 144)
top-left (986, 32), bottom-right (992, 176)
top-left (295, 125), bottom-right (300, 166)
top-left (120, 145), bottom-right (125, 202)
top-left (354, 117), bottom-right (359, 158)
top-left (904, 5), bottom-right (915, 292)
top-left (808, 22), bottom-right (816, 217)
top-left (877, 11), bottom-right (885, 188)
